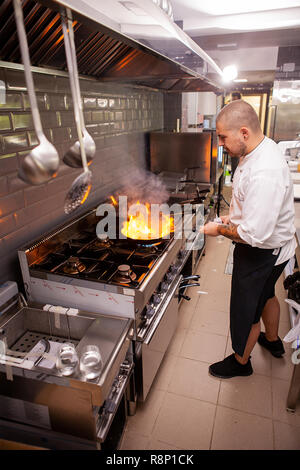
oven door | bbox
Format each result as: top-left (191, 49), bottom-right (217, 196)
top-left (137, 275), bottom-right (182, 402)
top-left (97, 360), bottom-right (134, 449)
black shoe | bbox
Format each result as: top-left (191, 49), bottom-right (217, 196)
top-left (209, 354), bottom-right (253, 379)
top-left (257, 332), bottom-right (285, 358)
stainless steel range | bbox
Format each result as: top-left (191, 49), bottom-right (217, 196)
top-left (18, 198), bottom-right (208, 402)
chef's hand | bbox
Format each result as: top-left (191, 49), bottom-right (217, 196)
top-left (200, 222), bottom-right (219, 237)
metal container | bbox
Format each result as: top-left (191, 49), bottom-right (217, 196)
top-left (268, 80), bottom-right (300, 142)
top-left (0, 304), bottom-right (134, 447)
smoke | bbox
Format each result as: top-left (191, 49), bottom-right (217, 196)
top-left (115, 168), bottom-right (169, 205)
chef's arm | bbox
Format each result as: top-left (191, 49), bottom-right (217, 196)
top-left (201, 221), bottom-right (247, 243)
top-left (217, 223), bottom-right (247, 244)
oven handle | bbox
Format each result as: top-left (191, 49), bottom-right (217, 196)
top-left (96, 361), bottom-right (134, 443)
top-left (181, 275), bottom-right (200, 282)
top-left (179, 282), bottom-right (200, 290)
top-left (143, 275), bottom-right (183, 346)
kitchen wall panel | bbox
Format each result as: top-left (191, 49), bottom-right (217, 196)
top-left (0, 66), bottom-right (164, 286)
top-left (163, 93), bottom-right (182, 131)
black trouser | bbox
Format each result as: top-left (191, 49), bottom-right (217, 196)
top-left (230, 243), bottom-right (288, 356)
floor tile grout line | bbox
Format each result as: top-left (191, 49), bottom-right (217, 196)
top-left (147, 438), bottom-right (182, 451)
top-left (158, 389), bottom-right (219, 408)
top-left (147, 389), bottom-right (218, 450)
top-left (158, 388), bottom-right (276, 421)
top-left (175, 350), bottom-right (277, 377)
top-left (185, 327), bottom-right (230, 338)
top-left (272, 417), bottom-right (300, 428)
top-left (119, 430), bottom-right (151, 450)
top-left (209, 404), bottom-right (219, 450)
top-left (271, 418), bottom-right (276, 450)
top-left (213, 402), bottom-right (275, 422)
top-left (124, 390), bottom-right (169, 446)
top-left (174, 327), bottom-right (189, 357)
top-left (208, 358), bottom-right (223, 450)
top-left (147, 389), bottom-right (169, 438)
top-left (152, 365), bottom-right (291, 399)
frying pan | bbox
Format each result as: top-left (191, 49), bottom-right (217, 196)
top-left (120, 202), bottom-right (174, 246)
top-left (121, 220), bottom-right (174, 246)
top-left (123, 234), bottom-right (171, 246)
top-left (98, 214), bottom-right (174, 247)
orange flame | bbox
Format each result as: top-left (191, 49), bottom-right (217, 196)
top-left (121, 201), bottom-right (174, 240)
top-left (81, 185), bottom-right (91, 205)
top-left (110, 195), bottom-right (117, 206)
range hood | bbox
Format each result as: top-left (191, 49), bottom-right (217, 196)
top-left (0, 0), bottom-right (224, 93)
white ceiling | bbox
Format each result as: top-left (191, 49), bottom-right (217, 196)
top-left (79, 0), bottom-right (300, 35)
top-left (70, 0), bottom-right (300, 86)
top-left (168, 1), bottom-right (300, 86)
top-left (171, 0), bottom-right (300, 36)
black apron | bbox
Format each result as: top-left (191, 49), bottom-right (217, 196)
top-left (230, 243), bottom-right (288, 357)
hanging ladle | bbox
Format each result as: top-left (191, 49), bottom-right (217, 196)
top-left (62, 14), bottom-right (92, 214)
top-left (62, 11), bottom-right (95, 168)
top-left (13, 0), bottom-right (59, 185)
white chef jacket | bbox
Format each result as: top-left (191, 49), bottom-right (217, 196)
top-left (230, 136), bottom-right (296, 265)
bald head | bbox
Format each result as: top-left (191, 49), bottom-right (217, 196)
top-left (217, 100), bottom-right (261, 134)
top-left (216, 100), bottom-right (264, 157)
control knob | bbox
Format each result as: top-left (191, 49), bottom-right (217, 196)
top-left (170, 264), bottom-right (178, 274)
top-left (145, 304), bottom-right (155, 318)
top-left (166, 271), bottom-right (175, 282)
top-left (152, 293), bottom-right (162, 305)
top-left (160, 280), bottom-right (169, 293)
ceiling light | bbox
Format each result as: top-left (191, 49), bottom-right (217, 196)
top-left (119, 1), bottom-right (147, 16)
top-left (217, 43), bottom-right (237, 48)
top-left (222, 65), bottom-right (238, 82)
top-left (233, 78), bottom-right (248, 82)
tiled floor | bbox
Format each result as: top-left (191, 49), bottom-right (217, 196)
top-left (120, 190), bottom-right (300, 451)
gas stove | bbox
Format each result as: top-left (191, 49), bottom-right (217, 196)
top-left (29, 231), bottom-right (173, 289)
top-left (18, 199), bottom-right (208, 402)
top-left (156, 171), bottom-right (214, 212)
top-left (18, 206), bottom-right (190, 325)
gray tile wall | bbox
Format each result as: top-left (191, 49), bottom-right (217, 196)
top-left (0, 66), bottom-right (164, 286)
top-left (164, 92), bottom-right (182, 131)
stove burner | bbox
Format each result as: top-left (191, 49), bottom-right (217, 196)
top-left (94, 237), bottom-right (114, 249)
top-left (63, 256), bottom-right (86, 274)
top-left (114, 264), bottom-right (137, 284)
top-left (135, 241), bottom-right (160, 250)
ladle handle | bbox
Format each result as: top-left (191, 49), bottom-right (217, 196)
top-left (66, 11), bottom-right (86, 135)
top-left (13, 0), bottom-right (44, 139)
top-left (61, 17), bottom-right (88, 173)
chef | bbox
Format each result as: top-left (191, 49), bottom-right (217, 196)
top-left (201, 99), bottom-right (296, 379)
